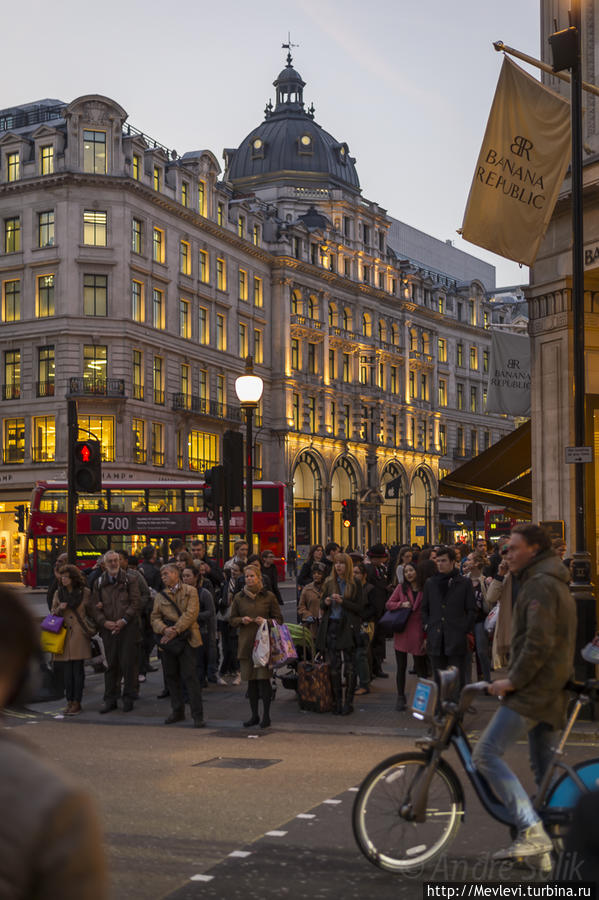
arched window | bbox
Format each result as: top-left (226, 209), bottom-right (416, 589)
top-left (362, 312), bottom-right (372, 337)
top-left (378, 319), bottom-right (386, 342)
top-left (343, 308), bottom-right (351, 331)
top-left (422, 332), bottom-right (430, 354)
top-left (410, 329), bottom-right (417, 352)
top-left (308, 294), bottom-right (318, 319)
top-left (291, 290), bottom-right (302, 316)
top-left (391, 323), bottom-right (400, 347)
top-left (328, 302), bottom-right (337, 327)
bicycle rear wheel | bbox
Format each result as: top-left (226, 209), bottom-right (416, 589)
top-left (352, 752), bottom-right (464, 873)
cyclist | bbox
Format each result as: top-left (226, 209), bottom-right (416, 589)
top-left (472, 524), bottom-right (576, 860)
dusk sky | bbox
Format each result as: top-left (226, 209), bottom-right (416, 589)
top-left (6, 0), bottom-right (541, 286)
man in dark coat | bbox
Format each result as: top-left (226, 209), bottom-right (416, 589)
top-left (473, 524), bottom-right (576, 862)
top-left (364, 543), bottom-right (392, 678)
top-left (421, 545), bottom-right (475, 688)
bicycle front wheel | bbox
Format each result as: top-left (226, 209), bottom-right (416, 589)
top-left (352, 752), bottom-right (464, 873)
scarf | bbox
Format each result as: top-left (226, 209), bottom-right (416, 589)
top-left (58, 584), bottom-right (83, 609)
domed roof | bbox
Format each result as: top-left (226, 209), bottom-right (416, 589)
top-left (226, 55), bottom-right (360, 192)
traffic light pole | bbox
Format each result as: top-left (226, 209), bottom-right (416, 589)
top-left (67, 399), bottom-right (78, 564)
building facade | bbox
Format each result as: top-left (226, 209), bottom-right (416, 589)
top-left (0, 57), bottom-right (513, 569)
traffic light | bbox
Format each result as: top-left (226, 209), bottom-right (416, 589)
top-left (204, 465), bottom-right (225, 512)
top-left (73, 440), bottom-right (102, 493)
top-left (341, 498), bottom-right (357, 528)
top-left (13, 504), bottom-right (25, 531)
top-left (223, 430), bottom-right (244, 509)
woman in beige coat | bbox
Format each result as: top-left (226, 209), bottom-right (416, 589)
top-left (486, 555), bottom-right (513, 668)
top-left (52, 564), bottom-right (93, 716)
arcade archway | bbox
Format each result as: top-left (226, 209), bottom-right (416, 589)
top-left (380, 462), bottom-right (407, 547)
top-left (410, 467), bottom-right (434, 545)
top-left (331, 455), bottom-right (359, 547)
top-left (291, 450), bottom-right (323, 556)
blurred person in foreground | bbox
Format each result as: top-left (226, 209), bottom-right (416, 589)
top-left (0, 588), bottom-right (108, 899)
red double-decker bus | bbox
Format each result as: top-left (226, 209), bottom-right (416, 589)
top-left (23, 480), bottom-right (286, 587)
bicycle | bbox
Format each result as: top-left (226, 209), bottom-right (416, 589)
top-left (352, 666), bottom-right (599, 873)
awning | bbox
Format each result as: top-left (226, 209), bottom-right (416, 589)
top-left (439, 421), bottom-right (532, 517)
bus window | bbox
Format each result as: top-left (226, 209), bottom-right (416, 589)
top-left (148, 489), bottom-right (182, 512)
top-left (77, 492), bottom-right (108, 512)
top-left (39, 491), bottom-right (67, 513)
top-left (109, 490), bottom-right (147, 512)
top-left (110, 534), bottom-right (147, 558)
top-left (34, 536), bottom-right (67, 586)
top-left (184, 490), bottom-right (203, 511)
top-left (260, 487), bottom-right (280, 514)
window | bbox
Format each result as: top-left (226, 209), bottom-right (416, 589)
top-left (483, 430), bottom-right (490, 450)
top-left (3, 280), bottom-right (20, 321)
top-left (291, 339), bottom-right (299, 371)
top-left (292, 393), bottom-right (300, 430)
top-left (83, 210), bottom-right (106, 246)
top-left (329, 349), bottom-right (336, 379)
top-left (132, 154), bottom-right (141, 181)
top-left (483, 349), bottom-right (489, 373)
top-left (391, 366), bottom-right (398, 394)
top-left (153, 166), bottom-right (161, 191)
top-left (37, 346), bottom-right (55, 397)
top-left (254, 329), bottom-right (263, 364)
top-left (409, 330), bottom-right (417, 352)
top-left (239, 323), bottom-right (248, 358)
top-left (457, 302), bottom-right (463, 322)
top-left (179, 299), bottom-right (191, 339)
top-left (308, 295), bottom-right (318, 319)
top-left (342, 308), bottom-right (351, 330)
top-left (198, 369), bottom-right (208, 403)
top-left (253, 276), bottom-right (263, 307)
top-left (131, 280), bottom-right (144, 322)
top-left (83, 345), bottom-right (107, 389)
top-left (329, 400), bottom-right (336, 432)
top-left (216, 257), bottom-right (226, 291)
top-left (307, 343), bottom-right (316, 374)
top-left (4, 217), bottom-right (20, 253)
top-left (40, 145), bottom-right (54, 175)
top-left (409, 416), bottom-right (415, 447)
top-left (438, 337), bottom-right (447, 362)
top-left (343, 404), bottom-right (351, 438)
top-left (438, 379), bottom-right (447, 407)
top-left (237, 215), bottom-right (245, 239)
top-left (38, 210), bottom-right (55, 248)
top-left (391, 323), bottom-right (400, 346)
top-left (83, 131), bottom-right (106, 174)
top-left (217, 202), bottom-right (224, 226)
top-left (420, 374), bottom-right (429, 401)
top-left (36, 274), bottom-right (55, 317)
top-left (216, 313), bottom-right (226, 350)
top-left (379, 362), bottom-right (385, 389)
top-left (181, 181), bottom-right (189, 208)
top-left (132, 350), bottom-right (144, 400)
top-left (239, 269), bottom-right (248, 301)
top-left (151, 422), bottom-right (164, 466)
top-left (439, 424), bottom-right (447, 455)
top-left (4, 350), bottom-right (20, 399)
top-left (152, 288), bottom-right (165, 329)
top-left (3, 418), bottom-right (24, 463)
top-left (409, 370), bottom-right (416, 400)
top-left (188, 431), bottom-right (218, 473)
top-left (483, 311), bottom-right (490, 329)
top-left (291, 292), bottom-right (302, 315)
top-left (199, 249), bottom-right (209, 283)
top-left (32, 415), bottom-right (55, 462)
top-left (78, 415), bottom-right (114, 461)
top-left (7, 152), bottom-right (19, 182)
top-left (378, 272), bottom-right (385, 290)
top-left (438, 296), bottom-right (444, 314)
top-left (483, 388), bottom-right (488, 407)
top-left (132, 418), bottom-right (146, 463)
top-left (457, 383), bottom-right (464, 410)
top-left (470, 347), bottom-right (478, 370)
top-left (378, 320), bottom-right (386, 342)
top-left (83, 274), bottom-right (107, 316)
top-left (469, 300), bottom-right (476, 325)
top-left (152, 227), bottom-right (165, 263)
top-left (342, 353), bottom-right (350, 383)
top-left (344, 258), bottom-right (351, 277)
top-left (180, 364), bottom-right (190, 404)
top-left (253, 224), bottom-right (260, 247)
top-left (457, 343), bottom-right (463, 367)
top-left (153, 356), bottom-right (164, 404)
top-left (362, 265), bottom-right (371, 284)
top-left (457, 426), bottom-right (464, 454)
top-left (328, 304), bottom-right (336, 327)
top-left (470, 386), bottom-right (477, 412)
top-left (179, 240), bottom-right (191, 276)
top-left (132, 218), bottom-right (143, 254)
top-left (216, 375), bottom-right (225, 413)
top-left (198, 306), bottom-right (209, 344)
top-left (471, 429), bottom-right (478, 454)
top-left (198, 181), bottom-right (207, 216)
top-left (308, 397), bottom-right (316, 433)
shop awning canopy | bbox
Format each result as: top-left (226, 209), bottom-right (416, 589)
top-left (438, 421), bottom-right (532, 517)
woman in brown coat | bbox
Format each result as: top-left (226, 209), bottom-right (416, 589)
top-left (230, 565), bottom-right (283, 728)
top-left (52, 564), bottom-right (93, 716)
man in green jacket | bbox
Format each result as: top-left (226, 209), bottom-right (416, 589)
top-left (472, 524), bottom-right (576, 860)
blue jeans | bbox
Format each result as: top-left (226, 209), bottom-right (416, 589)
top-left (472, 704), bottom-right (555, 831)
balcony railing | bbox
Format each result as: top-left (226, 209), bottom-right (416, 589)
top-left (290, 314), bottom-right (323, 330)
top-left (132, 384), bottom-right (144, 400)
top-left (36, 381), bottom-right (55, 397)
top-left (69, 377), bottom-right (126, 398)
top-left (171, 393), bottom-right (241, 422)
top-left (452, 447), bottom-right (472, 460)
top-left (133, 449), bottom-right (147, 464)
top-left (151, 451), bottom-right (165, 466)
top-left (3, 448), bottom-right (24, 464)
top-left (153, 389), bottom-right (165, 405)
top-left (2, 384), bottom-right (20, 400)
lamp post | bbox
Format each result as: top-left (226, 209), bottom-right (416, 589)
top-left (235, 356), bottom-right (264, 553)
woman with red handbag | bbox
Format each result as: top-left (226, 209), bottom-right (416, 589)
top-left (386, 563), bottom-right (427, 711)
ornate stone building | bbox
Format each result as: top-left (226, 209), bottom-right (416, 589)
top-left (0, 54), bottom-right (513, 569)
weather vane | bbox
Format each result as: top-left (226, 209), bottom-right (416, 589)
top-left (282, 32), bottom-right (299, 66)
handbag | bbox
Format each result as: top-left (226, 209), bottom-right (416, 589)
top-left (379, 605), bottom-right (412, 636)
top-left (158, 592), bottom-right (191, 656)
top-left (40, 614), bottom-right (64, 634)
top-left (71, 606), bottom-right (98, 638)
top-left (89, 634), bottom-right (108, 668)
top-left (252, 620), bottom-right (271, 667)
top-left (269, 621), bottom-right (298, 668)
top-left (40, 626), bottom-right (67, 654)
top-left (484, 604), bottom-right (499, 634)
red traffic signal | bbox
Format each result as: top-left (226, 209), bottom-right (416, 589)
top-left (341, 498), bottom-right (357, 528)
top-left (79, 444), bottom-right (91, 463)
top-left (73, 440), bottom-right (102, 493)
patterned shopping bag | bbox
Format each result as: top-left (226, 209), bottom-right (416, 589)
top-left (269, 621), bottom-right (298, 668)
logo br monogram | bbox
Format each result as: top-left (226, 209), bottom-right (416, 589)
top-left (510, 136), bottom-right (534, 160)
top-left (507, 359), bottom-right (520, 369)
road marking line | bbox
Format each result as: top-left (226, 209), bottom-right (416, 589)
top-left (348, 787), bottom-right (359, 792)
top-left (323, 799), bottom-right (342, 804)
top-left (296, 813), bottom-right (316, 819)
top-left (228, 850), bottom-right (251, 857)
top-left (265, 830), bottom-right (287, 837)
top-left (190, 874), bottom-right (214, 882)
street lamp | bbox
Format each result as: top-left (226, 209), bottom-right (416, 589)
top-left (235, 355), bottom-right (263, 553)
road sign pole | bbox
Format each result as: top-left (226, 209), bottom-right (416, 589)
top-left (67, 399), bottom-right (78, 564)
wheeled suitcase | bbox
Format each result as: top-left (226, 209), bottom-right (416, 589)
top-left (297, 659), bottom-right (333, 713)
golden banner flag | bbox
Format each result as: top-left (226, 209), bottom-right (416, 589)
top-left (461, 57), bottom-right (571, 267)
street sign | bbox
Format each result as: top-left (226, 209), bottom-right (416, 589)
top-left (565, 446), bottom-right (593, 464)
